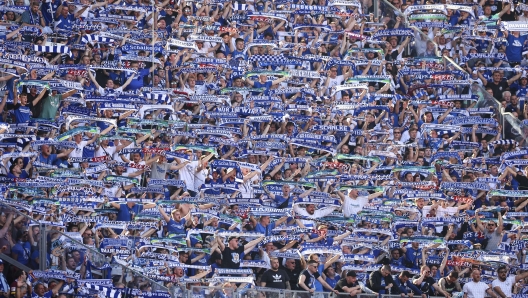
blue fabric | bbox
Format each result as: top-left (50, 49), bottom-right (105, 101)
top-left (168, 218), bottom-right (186, 234)
top-left (116, 203), bottom-right (144, 222)
top-left (39, 153), bottom-right (59, 165)
top-left (255, 221), bottom-right (276, 236)
top-left (14, 104), bottom-right (31, 123)
top-left (404, 247), bottom-right (421, 269)
top-left (506, 34), bottom-right (527, 62)
top-left (12, 242), bottom-right (30, 265)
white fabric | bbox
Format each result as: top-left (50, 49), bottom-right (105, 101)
top-left (342, 195), bottom-right (368, 217)
top-left (179, 160), bottom-right (199, 191)
top-left (463, 281), bottom-right (490, 298)
top-left (95, 145), bottom-right (116, 158)
top-left (492, 275), bottom-right (516, 298)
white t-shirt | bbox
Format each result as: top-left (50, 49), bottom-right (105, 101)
top-left (179, 160), bottom-right (199, 191)
top-left (102, 185), bottom-right (119, 197)
top-left (463, 281), bottom-right (490, 298)
top-left (182, 84), bottom-right (207, 95)
top-left (74, 5), bottom-right (94, 18)
top-left (326, 75), bottom-right (345, 100)
top-left (126, 160), bottom-right (146, 181)
top-left (95, 145), bottom-right (116, 158)
top-left (343, 195), bottom-right (368, 217)
top-left (114, 141), bottom-right (134, 163)
top-left (69, 141), bottom-right (87, 158)
top-left (238, 176), bottom-right (255, 198)
top-left (437, 206), bottom-right (457, 218)
top-left (203, 42), bottom-right (217, 58)
top-left (400, 130), bottom-right (422, 144)
top-left (492, 275), bottom-right (516, 298)
top-left (97, 86), bottom-right (123, 97)
top-left (69, 140), bottom-right (88, 167)
top-left (194, 166), bottom-right (208, 192)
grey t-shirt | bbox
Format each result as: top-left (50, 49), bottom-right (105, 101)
top-left (150, 162), bottom-right (171, 180)
top-left (484, 229), bottom-right (502, 251)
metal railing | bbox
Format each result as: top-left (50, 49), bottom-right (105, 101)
top-left (186, 286), bottom-right (237, 298)
top-left (44, 228), bottom-right (170, 293)
top-left (381, 296), bottom-right (447, 298)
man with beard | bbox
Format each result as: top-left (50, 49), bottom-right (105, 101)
top-left (492, 265), bottom-right (528, 298)
top-left (260, 258), bottom-right (290, 290)
top-left (298, 260), bottom-right (339, 297)
top-left (293, 202), bottom-right (339, 228)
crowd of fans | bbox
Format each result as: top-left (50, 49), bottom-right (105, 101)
top-left (1, 0), bottom-right (528, 297)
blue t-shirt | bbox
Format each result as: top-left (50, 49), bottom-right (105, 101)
top-left (14, 104), bottom-right (31, 123)
top-left (39, 153), bottom-right (59, 165)
top-left (7, 170), bottom-right (29, 179)
top-left (54, 157), bottom-right (69, 169)
top-left (404, 247), bottom-right (422, 269)
top-left (274, 194), bottom-right (292, 208)
top-left (12, 241), bottom-right (30, 265)
top-left (83, 138), bottom-right (96, 158)
top-left (167, 218), bottom-right (186, 234)
top-left (324, 274), bottom-right (340, 292)
top-left (117, 203), bottom-right (144, 222)
top-left (506, 34), bottom-right (528, 62)
top-left (56, 14), bottom-right (74, 31)
top-left (231, 49), bottom-right (247, 60)
top-left (123, 68), bottom-right (150, 91)
top-left (255, 221), bottom-right (276, 236)
top-left (516, 85), bottom-right (528, 97)
top-left (42, 0), bottom-right (61, 25)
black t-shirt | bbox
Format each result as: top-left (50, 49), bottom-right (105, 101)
top-left (261, 268), bottom-right (290, 289)
top-left (515, 174), bottom-right (528, 191)
top-left (26, 89), bottom-right (48, 118)
top-left (164, 12), bottom-right (177, 26)
top-left (221, 246), bottom-right (244, 269)
top-left (413, 275), bottom-right (437, 296)
top-left (485, 80), bottom-right (509, 100)
top-left (334, 278), bottom-right (358, 293)
top-left (440, 277), bottom-right (458, 294)
top-left (300, 269), bottom-right (320, 290)
top-left (283, 267), bottom-right (302, 290)
top-left (485, 0), bottom-right (503, 14)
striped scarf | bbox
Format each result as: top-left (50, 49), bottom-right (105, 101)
top-left (33, 44), bottom-right (72, 57)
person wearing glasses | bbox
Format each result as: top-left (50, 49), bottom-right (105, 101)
top-left (413, 265), bottom-right (444, 297)
top-left (283, 258), bottom-right (303, 290)
top-left (474, 209), bottom-right (503, 251)
top-left (217, 235), bottom-right (264, 269)
top-left (298, 260), bottom-right (339, 297)
top-left (492, 265), bottom-right (528, 298)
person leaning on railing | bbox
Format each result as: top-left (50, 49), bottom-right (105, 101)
top-left (334, 271), bottom-right (377, 297)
